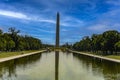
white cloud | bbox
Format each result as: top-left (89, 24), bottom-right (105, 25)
top-left (87, 7), bottom-right (120, 33)
top-left (0, 10), bottom-right (30, 20)
top-left (0, 27), bottom-right (3, 31)
top-left (36, 28), bottom-right (55, 33)
top-left (61, 16), bottom-right (84, 27)
top-left (87, 24), bottom-right (110, 32)
top-left (106, 0), bottom-right (120, 6)
top-left (0, 9), bottom-right (56, 24)
top-left (61, 29), bottom-right (68, 32)
top-left (0, 10), bottom-right (85, 29)
top-left (37, 19), bottom-right (55, 24)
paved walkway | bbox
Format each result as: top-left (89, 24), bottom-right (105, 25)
top-left (0, 50), bottom-right (46, 63)
top-left (69, 50), bottom-right (120, 63)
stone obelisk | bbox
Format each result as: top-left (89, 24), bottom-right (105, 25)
top-left (56, 12), bottom-right (60, 48)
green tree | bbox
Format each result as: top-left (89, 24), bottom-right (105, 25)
top-left (114, 41), bottom-right (120, 54)
top-left (102, 30), bottom-right (120, 54)
top-left (73, 30), bottom-right (120, 55)
top-left (0, 37), bottom-right (6, 51)
top-left (73, 36), bottom-right (91, 51)
top-left (91, 34), bottom-right (103, 53)
top-left (3, 33), bottom-right (15, 51)
top-left (0, 27), bottom-right (43, 51)
top-left (8, 27), bottom-right (20, 51)
top-left (0, 29), bottom-right (3, 35)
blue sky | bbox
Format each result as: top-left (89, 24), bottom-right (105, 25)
top-left (0, 0), bottom-right (120, 45)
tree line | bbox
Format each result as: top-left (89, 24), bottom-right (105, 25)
top-left (73, 30), bottom-right (120, 55)
top-left (0, 27), bottom-right (42, 51)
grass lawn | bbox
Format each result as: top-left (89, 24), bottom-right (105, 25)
top-left (81, 51), bottom-right (120, 60)
top-left (106, 55), bottom-right (120, 60)
top-left (0, 50), bottom-right (40, 59)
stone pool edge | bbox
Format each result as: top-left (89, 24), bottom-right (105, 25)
top-left (69, 50), bottom-right (120, 63)
top-left (0, 50), bottom-right (46, 63)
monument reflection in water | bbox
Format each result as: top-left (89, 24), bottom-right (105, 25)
top-left (55, 51), bottom-right (59, 80)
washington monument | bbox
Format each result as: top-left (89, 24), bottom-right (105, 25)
top-left (56, 12), bottom-right (60, 48)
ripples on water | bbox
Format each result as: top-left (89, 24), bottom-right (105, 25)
top-left (0, 51), bottom-right (120, 80)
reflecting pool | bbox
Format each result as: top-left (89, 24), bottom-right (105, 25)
top-left (0, 51), bottom-right (120, 80)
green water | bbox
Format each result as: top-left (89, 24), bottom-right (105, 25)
top-left (0, 51), bottom-right (120, 80)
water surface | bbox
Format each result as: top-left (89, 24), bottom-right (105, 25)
top-left (0, 51), bottom-right (120, 80)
